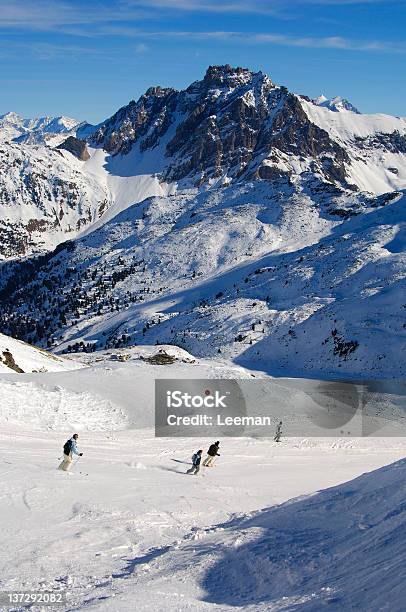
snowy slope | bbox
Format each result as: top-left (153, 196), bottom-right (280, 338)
top-left (0, 372), bottom-right (405, 610)
top-left (0, 338), bottom-right (405, 610)
top-left (110, 456), bottom-right (406, 611)
top-left (301, 98), bottom-right (406, 193)
top-left (0, 333), bottom-right (83, 373)
top-left (1, 350), bottom-right (404, 435)
top-left (78, 146), bottom-right (176, 233)
top-left (2, 185), bottom-right (404, 379)
top-left (0, 347), bottom-right (251, 430)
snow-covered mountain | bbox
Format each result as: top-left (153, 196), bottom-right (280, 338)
top-left (314, 94), bottom-right (360, 114)
top-left (0, 111), bottom-right (79, 144)
top-left (1, 184), bottom-right (404, 378)
top-left (1, 65), bottom-right (405, 261)
top-left (0, 112), bottom-right (112, 257)
top-left (0, 65), bottom-right (405, 379)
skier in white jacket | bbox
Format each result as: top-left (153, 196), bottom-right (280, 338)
top-left (58, 434), bottom-right (83, 471)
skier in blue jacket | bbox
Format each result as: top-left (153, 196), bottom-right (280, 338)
top-left (186, 450), bottom-right (202, 475)
top-left (58, 434), bottom-right (83, 471)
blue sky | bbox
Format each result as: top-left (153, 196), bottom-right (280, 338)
top-left (0, 0), bottom-right (405, 122)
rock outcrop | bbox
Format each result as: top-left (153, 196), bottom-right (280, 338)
top-left (58, 136), bottom-right (90, 161)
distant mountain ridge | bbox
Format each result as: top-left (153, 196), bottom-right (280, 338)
top-left (313, 94), bottom-right (360, 114)
top-left (0, 111), bottom-right (80, 144)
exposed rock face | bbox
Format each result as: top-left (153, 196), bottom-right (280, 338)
top-left (58, 136), bottom-right (90, 161)
top-left (1, 349), bottom-right (24, 372)
top-left (86, 65), bottom-right (355, 190)
top-left (87, 86), bottom-right (177, 155)
top-left (354, 131), bottom-right (406, 153)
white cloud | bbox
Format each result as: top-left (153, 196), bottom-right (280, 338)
top-left (93, 27), bottom-right (406, 53)
top-left (0, 0), bottom-right (402, 55)
top-left (127, 0), bottom-right (395, 13)
top-left (0, 0), bottom-right (394, 32)
top-left (0, 1), bottom-right (147, 30)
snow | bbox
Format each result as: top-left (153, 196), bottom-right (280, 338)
top-left (127, 455), bottom-right (406, 611)
top-left (0, 349), bottom-right (252, 430)
top-left (301, 97), bottom-right (406, 194)
top-left (0, 142), bottom-right (111, 258)
top-left (302, 99), bottom-right (406, 141)
top-left (79, 147), bottom-right (174, 235)
top-left (0, 354), bottom-right (405, 609)
top-left (0, 333), bottom-right (83, 373)
top-left (0, 379), bottom-right (128, 431)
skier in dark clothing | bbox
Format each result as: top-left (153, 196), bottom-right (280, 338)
top-left (187, 450), bottom-right (203, 475)
top-left (203, 441), bottom-right (220, 467)
top-left (58, 433), bottom-right (83, 471)
top-left (274, 421), bottom-right (283, 443)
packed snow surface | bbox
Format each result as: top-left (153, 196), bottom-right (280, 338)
top-left (0, 354), bottom-right (405, 610)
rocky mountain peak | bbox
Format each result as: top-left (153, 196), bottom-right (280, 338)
top-left (144, 85), bottom-right (176, 98)
top-left (80, 65), bottom-right (355, 190)
top-left (202, 64), bottom-right (256, 88)
top-left (58, 136), bottom-right (90, 161)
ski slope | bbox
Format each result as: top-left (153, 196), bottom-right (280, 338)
top-left (0, 353), bottom-right (405, 610)
top-left (0, 426), bottom-right (404, 611)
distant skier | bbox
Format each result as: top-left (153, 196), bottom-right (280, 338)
top-left (274, 421), bottom-right (283, 443)
top-left (186, 449), bottom-right (202, 475)
top-left (203, 441), bottom-right (220, 467)
top-left (58, 434), bottom-right (83, 471)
